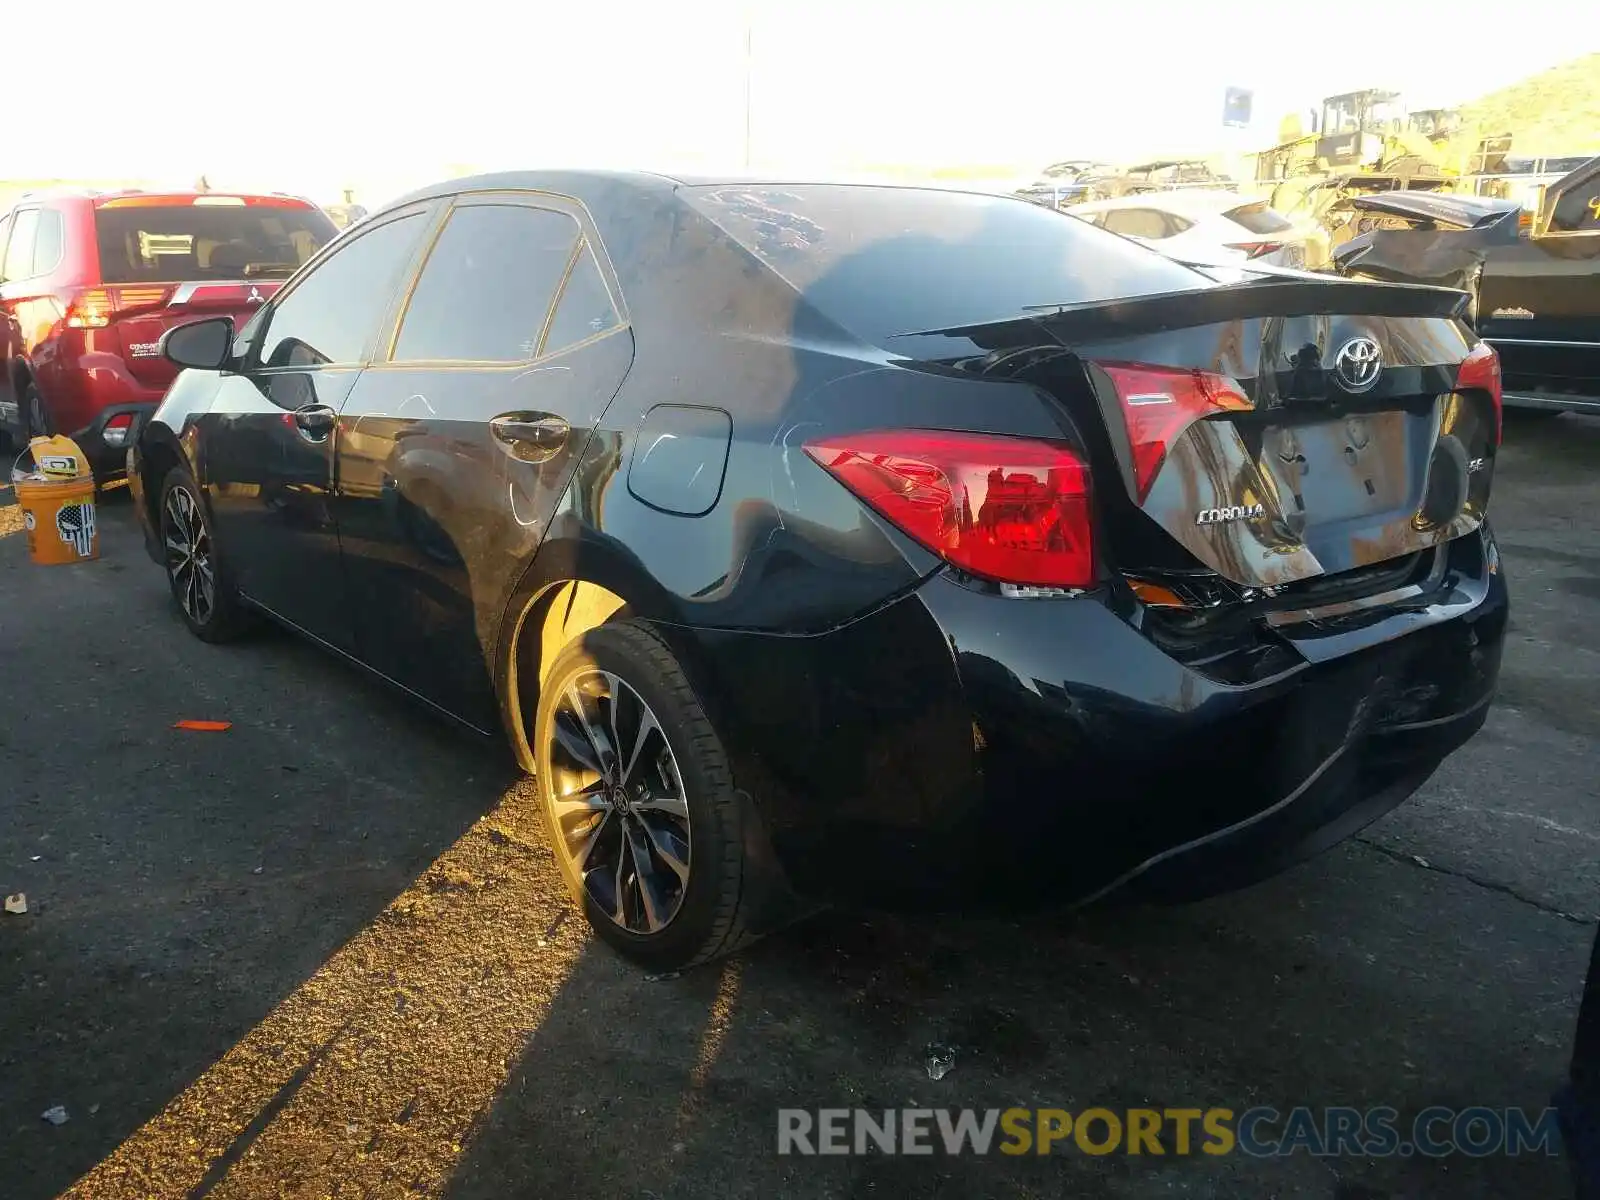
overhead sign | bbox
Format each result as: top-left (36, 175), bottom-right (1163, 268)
top-left (1223, 87), bottom-right (1253, 129)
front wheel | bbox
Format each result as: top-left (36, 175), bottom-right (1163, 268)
top-left (533, 620), bottom-right (760, 972)
top-left (158, 467), bottom-right (254, 642)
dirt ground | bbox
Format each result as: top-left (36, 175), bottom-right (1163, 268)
top-left (2, 414), bottom-right (1596, 1199)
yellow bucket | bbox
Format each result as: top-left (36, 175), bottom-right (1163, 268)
top-left (13, 436), bottom-right (99, 566)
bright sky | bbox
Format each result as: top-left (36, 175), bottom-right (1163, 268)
top-left (12, 0), bottom-right (1592, 205)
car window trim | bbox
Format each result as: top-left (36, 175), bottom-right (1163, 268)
top-left (245, 200), bottom-right (441, 373)
top-left (371, 191), bottom-right (628, 371)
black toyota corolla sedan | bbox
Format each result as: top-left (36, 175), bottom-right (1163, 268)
top-left (128, 171), bottom-right (1507, 972)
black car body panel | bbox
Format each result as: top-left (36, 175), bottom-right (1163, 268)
top-left (130, 171), bottom-right (1505, 914)
top-left (1331, 157), bottom-right (1600, 415)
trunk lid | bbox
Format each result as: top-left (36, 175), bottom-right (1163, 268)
top-left (906, 276), bottom-right (1497, 594)
top-left (89, 193), bottom-right (338, 387)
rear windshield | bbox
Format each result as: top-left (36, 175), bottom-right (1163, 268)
top-left (1225, 202), bottom-right (1295, 235)
top-left (681, 183), bottom-right (1208, 342)
top-left (93, 201), bottom-right (337, 284)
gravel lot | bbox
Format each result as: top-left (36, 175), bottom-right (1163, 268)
top-left (2, 414), bottom-right (1596, 1199)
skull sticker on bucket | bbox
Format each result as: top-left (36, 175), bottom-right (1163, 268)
top-left (56, 501), bottom-right (96, 558)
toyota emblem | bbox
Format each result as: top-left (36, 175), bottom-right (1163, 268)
top-left (1333, 336), bottom-right (1382, 393)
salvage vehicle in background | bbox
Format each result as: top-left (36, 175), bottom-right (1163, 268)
top-left (0, 189), bottom-right (338, 478)
top-left (1067, 189), bottom-right (1316, 268)
top-left (1331, 155), bottom-right (1600, 416)
top-left (1014, 161), bottom-right (1117, 210)
top-left (130, 172), bottom-right (1507, 972)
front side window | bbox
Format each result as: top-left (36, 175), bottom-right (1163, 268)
top-left (392, 204), bottom-right (581, 363)
top-left (255, 212), bottom-right (426, 369)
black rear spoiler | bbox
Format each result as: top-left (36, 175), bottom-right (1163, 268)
top-left (890, 277), bottom-right (1470, 347)
top-left (1343, 191), bottom-right (1522, 230)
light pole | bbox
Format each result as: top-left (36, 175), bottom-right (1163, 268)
top-left (743, 15), bottom-right (753, 168)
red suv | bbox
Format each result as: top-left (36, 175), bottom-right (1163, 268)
top-left (0, 189), bottom-right (339, 478)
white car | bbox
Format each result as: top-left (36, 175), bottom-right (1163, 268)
top-left (1066, 189), bottom-right (1312, 269)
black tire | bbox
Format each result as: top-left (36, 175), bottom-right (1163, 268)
top-left (533, 619), bottom-right (759, 972)
top-left (20, 381), bottom-right (50, 440)
top-left (157, 466), bottom-right (254, 643)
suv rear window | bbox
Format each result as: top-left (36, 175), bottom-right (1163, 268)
top-left (681, 184), bottom-right (1207, 343)
top-left (93, 201), bottom-right (338, 284)
top-left (1224, 202), bottom-right (1294, 235)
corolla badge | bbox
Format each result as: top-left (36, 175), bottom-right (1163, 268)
top-left (1333, 336), bottom-right (1382, 393)
top-left (1196, 502), bottom-right (1266, 526)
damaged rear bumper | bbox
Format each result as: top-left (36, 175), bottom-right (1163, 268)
top-left (684, 525), bottom-right (1507, 913)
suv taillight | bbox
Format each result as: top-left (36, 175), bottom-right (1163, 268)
top-left (1457, 341), bottom-right (1503, 445)
top-left (64, 286), bottom-right (172, 328)
top-left (1094, 362), bottom-right (1252, 504)
top-left (803, 429), bottom-right (1095, 589)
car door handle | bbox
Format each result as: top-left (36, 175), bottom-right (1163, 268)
top-left (293, 403), bottom-right (337, 438)
top-left (490, 414), bottom-right (569, 461)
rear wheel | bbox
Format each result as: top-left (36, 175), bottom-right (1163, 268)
top-left (533, 619), bottom-right (759, 972)
top-left (158, 466), bottom-right (253, 642)
top-left (20, 381), bottom-right (50, 440)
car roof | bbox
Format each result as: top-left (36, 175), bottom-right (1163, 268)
top-left (385, 168), bottom-right (1022, 207)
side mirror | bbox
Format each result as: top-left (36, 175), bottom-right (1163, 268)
top-left (1532, 153), bottom-right (1600, 239)
top-left (160, 316), bottom-right (235, 370)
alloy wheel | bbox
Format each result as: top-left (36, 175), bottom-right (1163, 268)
top-left (163, 486), bottom-right (216, 625)
top-left (545, 670), bottom-right (692, 934)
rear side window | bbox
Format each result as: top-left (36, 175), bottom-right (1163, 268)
top-left (256, 212), bottom-right (426, 369)
top-left (543, 241), bottom-right (620, 352)
top-left (32, 210), bottom-right (64, 275)
top-left (392, 204), bottom-right (580, 363)
top-left (1225, 202), bottom-right (1294, 235)
top-left (4, 210), bottom-right (38, 281)
top-left (682, 184), bottom-right (1205, 344)
top-left (93, 200), bottom-right (337, 284)
top-left (1101, 208), bottom-right (1180, 240)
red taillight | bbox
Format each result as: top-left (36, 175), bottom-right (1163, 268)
top-left (65, 288), bottom-right (115, 328)
top-left (1225, 241), bottom-right (1285, 259)
top-left (64, 285), bottom-right (173, 328)
top-left (1094, 362), bottom-right (1251, 503)
top-left (105, 413), bottom-right (133, 431)
top-left (803, 429), bottom-right (1095, 589)
top-left (1457, 341), bottom-right (1503, 445)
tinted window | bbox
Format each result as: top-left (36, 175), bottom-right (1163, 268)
top-left (94, 202), bottom-right (335, 285)
top-left (4, 210), bottom-right (39, 281)
top-left (544, 241), bottom-right (620, 352)
top-left (683, 184), bottom-right (1205, 344)
top-left (1225, 202), bottom-right (1294, 235)
top-left (256, 212), bottom-right (425, 369)
top-left (32, 210), bottom-right (63, 275)
top-left (392, 205), bottom-right (580, 363)
top-left (1101, 208), bottom-right (1173, 240)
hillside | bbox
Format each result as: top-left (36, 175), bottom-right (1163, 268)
top-left (1459, 53), bottom-right (1600, 157)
